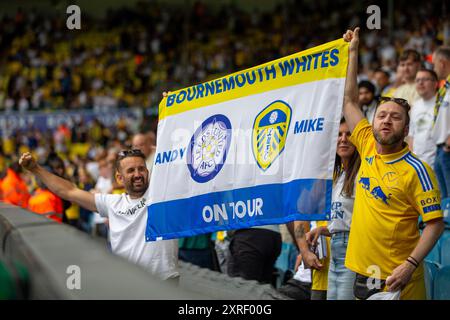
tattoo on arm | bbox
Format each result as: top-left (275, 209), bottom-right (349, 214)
top-left (294, 224), bottom-right (305, 239)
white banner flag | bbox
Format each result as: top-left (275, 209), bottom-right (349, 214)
top-left (146, 39), bottom-right (349, 241)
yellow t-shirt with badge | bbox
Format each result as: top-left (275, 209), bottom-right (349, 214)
top-left (345, 119), bottom-right (443, 282)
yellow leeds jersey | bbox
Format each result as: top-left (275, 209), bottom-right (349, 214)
top-left (345, 119), bottom-right (443, 280)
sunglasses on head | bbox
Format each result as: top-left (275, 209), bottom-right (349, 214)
top-left (117, 149), bottom-right (145, 159)
top-left (378, 96), bottom-right (411, 111)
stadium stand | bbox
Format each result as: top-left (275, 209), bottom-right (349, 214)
top-left (1, 0), bottom-right (450, 300)
top-left (424, 260), bottom-right (440, 300)
top-left (433, 266), bottom-right (450, 300)
top-left (440, 231), bottom-right (450, 267)
top-left (426, 240), bottom-right (441, 265)
top-left (0, 202), bottom-right (287, 299)
top-left (442, 197), bottom-right (450, 225)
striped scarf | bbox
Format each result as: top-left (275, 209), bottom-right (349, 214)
top-left (434, 76), bottom-right (450, 125)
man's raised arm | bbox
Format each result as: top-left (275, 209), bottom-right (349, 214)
top-left (19, 152), bottom-right (97, 212)
top-left (343, 27), bottom-right (364, 133)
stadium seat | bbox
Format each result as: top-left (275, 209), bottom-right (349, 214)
top-left (442, 198), bottom-right (450, 226)
top-left (274, 242), bottom-right (297, 288)
top-left (426, 240), bottom-right (441, 265)
top-left (288, 244), bottom-right (299, 272)
top-left (275, 242), bottom-right (292, 272)
top-left (433, 266), bottom-right (450, 300)
top-left (440, 231), bottom-right (450, 267)
top-left (424, 260), bottom-right (440, 300)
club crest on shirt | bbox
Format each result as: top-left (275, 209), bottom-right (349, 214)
top-left (382, 171), bottom-right (400, 189)
top-left (252, 100), bottom-right (292, 171)
top-left (358, 175), bottom-right (392, 205)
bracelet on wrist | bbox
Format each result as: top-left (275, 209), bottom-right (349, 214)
top-left (408, 256), bottom-right (420, 265)
top-left (406, 258), bottom-right (418, 268)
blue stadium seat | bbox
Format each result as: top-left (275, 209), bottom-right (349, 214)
top-left (433, 266), bottom-right (450, 300)
top-left (288, 244), bottom-right (299, 272)
top-left (442, 198), bottom-right (450, 226)
top-left (275, 242), bottom-right (292, 272)
top-left (424, 260), bottom-right (440, 300)
top-left (426, 240), bottom-right (441, 265)
top-left (274, 242), bottom-right (297, 288)
top-left (440, 231), bottom-right (450, 267)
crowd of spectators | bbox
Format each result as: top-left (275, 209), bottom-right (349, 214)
top-left (0, 113), bottom-right (152, 236)
top-left (0, 0), bottom-right (449, 297)
top-left (0, 89), bottom-right (155, 236)
top-left (0, 1), bottom-right (446, 113)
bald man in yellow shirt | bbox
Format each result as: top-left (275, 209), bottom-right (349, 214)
top-left (342, 28), bottom-right (445, 300)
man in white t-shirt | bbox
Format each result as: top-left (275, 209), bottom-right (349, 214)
top-left (92, 158), bottom-right (113, 235)
top-left (19, 150), bottom-right (179, 281)
top-left (432, 46), bottom-right (450, 198)
top-left (393, 49), bottom-right (422, 105)
top-left (409, 69), bottom-right (439, 167)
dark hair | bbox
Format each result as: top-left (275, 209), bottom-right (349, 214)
top-left (334, 118), bottom-right (361, 197)
top-left (46, 152), bottom-right (65, 167)
top-left (376, 96), bottom-right (411, 125)
top-left (46, 153), bottom-right (67, 179)
top-left (358, 80), bottom-right (376, 95)
top-left (399, 49), bottom-right (422, 63)
top-left (115, 149), bottom-right (146, 171)
top-left (417, 68), bottom-right (438, 82)
top-left (374, 68), bottom-right (390, 78)
top-left (434, 46), bottom-right (450, 61)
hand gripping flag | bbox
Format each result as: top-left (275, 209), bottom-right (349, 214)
top-left (146, 39), bottom-right (349, 241)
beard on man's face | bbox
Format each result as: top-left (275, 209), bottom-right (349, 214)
top-left (125, 175), bottom-right (149, 194)
top-left (373, 127), bottom-right (405, 146)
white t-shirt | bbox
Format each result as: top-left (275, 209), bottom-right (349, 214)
top-left (93, 176), bottom-right (112, 224)
top-left (410, 96), bottom-right (436, 167)
top-left (394, 82), bottom-right (420, 106)
top-left (86, 161), bottom-right (99, 181)
top-left (94, 188), bottom-right (179, 280)
top-left (432, 86), bottom-right (450, 145)
top-left (294, 224), bottom-right (319, 283)
top-left (95, 176), bottom-right (112, 194)
top-left (361, 100), bottom-right (377, 124)
top-left (328, 172), bottom-right (355, 234)
top-left (293, 262), bottom-right (312, 283)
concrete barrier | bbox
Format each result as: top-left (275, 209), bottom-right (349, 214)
top-left (0, 202), bottom-right (205, 299)
top-left (0, 202), bottom-right (288, 300)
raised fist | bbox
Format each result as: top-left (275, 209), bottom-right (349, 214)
top-left (19, 152), bottom-right (38, 172)
top-left (343, 27), bottom-right (360, 52)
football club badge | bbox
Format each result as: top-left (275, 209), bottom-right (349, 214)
top-left (187, 114), bottom-right (232, 183)
top-left (252, 100), bottom-right (292, 171)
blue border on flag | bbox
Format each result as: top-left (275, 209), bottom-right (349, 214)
top-left (146, 178), bottom-right (332, 241)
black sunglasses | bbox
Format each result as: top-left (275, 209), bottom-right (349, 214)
top-left (117, 149), bottom-right (145, 159)
top-left (378, 96), bottom-right (411, 111)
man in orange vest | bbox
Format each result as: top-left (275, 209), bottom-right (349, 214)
top-left (28, 175), bottom-right (63, 223)
top-left (0, 163), bottom-right (30, 208)
top-left (0, 168), bottom-right (5, 201)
